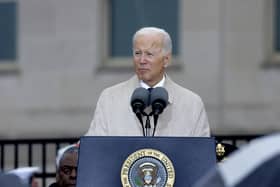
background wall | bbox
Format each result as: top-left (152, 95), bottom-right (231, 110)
top-left (0, 0), bottom-right (279, 139)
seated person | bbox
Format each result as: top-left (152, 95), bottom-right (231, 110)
top-left (49, 144), bottom-right (79, 187)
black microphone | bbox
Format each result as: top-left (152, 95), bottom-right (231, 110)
top-left (150, 87), bottom-right (168, 136)
top-left (130, 87), bottom-right (150, 136)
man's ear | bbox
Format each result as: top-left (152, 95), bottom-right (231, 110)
top-left (163, 53), bottom-right (171, 68)
top-left (56, 170), bottom-right (59, 181)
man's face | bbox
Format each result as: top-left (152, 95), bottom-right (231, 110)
top-left (31, 176), bottom-right (39, 187)
top-left (57, 152), bottom-right (78, 187)
top-left (133, 33), bottom-right (170, 87)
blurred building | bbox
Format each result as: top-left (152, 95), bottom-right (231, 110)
top-left (0, 0), bottom-right (279, 139)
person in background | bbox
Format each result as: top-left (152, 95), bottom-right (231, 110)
top-left (49, 144), bottom-right (79, 187)
top-left (0, 171), bottom-right (26, 187)
top-left (7, 166), bottom-right (40, 187)
top-left (193, 133), bottom-right (280, 187)
top-left (216, 142), bottom-right (238, 162)
top-left (86, 26), bottom-right (210, 137)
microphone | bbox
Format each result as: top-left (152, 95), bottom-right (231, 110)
top-left (150, 87), bottom-right (168, 136)
top-left (130, 87), bottom-right (150, 136)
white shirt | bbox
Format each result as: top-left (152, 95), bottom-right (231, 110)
top-left (140, 75), bottom-right (165, 89)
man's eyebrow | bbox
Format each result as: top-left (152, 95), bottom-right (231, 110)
top-left (61, 165), bottom-right (77, 168)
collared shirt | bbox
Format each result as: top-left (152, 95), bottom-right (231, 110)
top-left (140, 75), bottom-right (165, 89)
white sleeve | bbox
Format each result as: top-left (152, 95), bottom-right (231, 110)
top-left (192, 96), bottom-right (210, 137)
top-left (85, 92), bottom-right (108, 136)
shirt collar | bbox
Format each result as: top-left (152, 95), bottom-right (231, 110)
top-left (140, 75), bottom-right (165, 89)
top-left (132, 74), bottom-right (173, 104)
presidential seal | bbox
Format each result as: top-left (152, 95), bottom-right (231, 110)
top-left (121, 149), bottom-right (175, 187)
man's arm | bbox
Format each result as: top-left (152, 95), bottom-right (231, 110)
top-left (192, 97), bottom-right (210, 137)
top-left (85, 92), bottom-right (108, 136)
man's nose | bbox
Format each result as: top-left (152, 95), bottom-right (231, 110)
top-left (70, 168), bottom-right (77, 177)
top-left (139, 54), bottom-right (147, 63)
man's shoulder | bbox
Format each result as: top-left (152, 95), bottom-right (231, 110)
top-left (102, 76), bottom-right (137, 94)
top-left (105, 79), bottom-right (131, 90)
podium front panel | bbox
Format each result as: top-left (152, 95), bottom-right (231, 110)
top-left (77, 136), bottom-right (216, 187)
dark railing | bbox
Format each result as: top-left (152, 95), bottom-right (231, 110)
top-left (0, 135), bottom-right (261, 187)
top-left (214, 134), bottom-right (262, 146)
top-left (0, 138), bottom-right (79, 187)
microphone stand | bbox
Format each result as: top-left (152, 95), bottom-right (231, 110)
top-left (145, 115), bottom-right (151, 136)
top-left (143, 112), bottom-right (153, 137)
top-left (138, 113), bottom-right (146, 137)
top-left (134, 110), bottom-right (146, 136)
top-left (152, 114), bottom-right (159, 137)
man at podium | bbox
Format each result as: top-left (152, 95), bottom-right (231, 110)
top-left (86, 27), bottom-right (210, 137)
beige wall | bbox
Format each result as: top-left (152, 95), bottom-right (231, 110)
top-left (0, 0), bottom-right (279, 139)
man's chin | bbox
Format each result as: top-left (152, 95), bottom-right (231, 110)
top-left (137, 74), bottom-right (150, 82)
top-left (67, 183), bottom-right (76, 187)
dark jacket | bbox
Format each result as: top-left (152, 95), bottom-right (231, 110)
top-left (48, 182), bottom-right (60, 187)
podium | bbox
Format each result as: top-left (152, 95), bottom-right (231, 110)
top-left (77, 136), bottom-right (216, 187)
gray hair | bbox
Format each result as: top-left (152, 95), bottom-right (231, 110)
top-left (56, 144), bottom-right (79, 169)
top-left (132, 27), bottom-right (172, 55)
